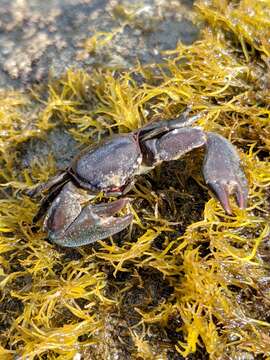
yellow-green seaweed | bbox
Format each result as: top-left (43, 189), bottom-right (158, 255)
top-left (0, 0), bottom-right (270, 359)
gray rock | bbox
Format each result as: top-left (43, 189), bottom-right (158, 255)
top-left (0, 0), bottom-right (198, 89)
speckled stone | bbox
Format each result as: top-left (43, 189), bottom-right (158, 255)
top-left (0, 0), bottom-right (198, 89)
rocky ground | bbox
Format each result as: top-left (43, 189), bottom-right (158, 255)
top-left (0, 0), bottom-right (198, 89)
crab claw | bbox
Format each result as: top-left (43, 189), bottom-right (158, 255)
top-left (44, 182), bottom-right (133, 247)
top-left (203, 132), bottom-right (248, 214)
top-left (58, 199), bottom-right (133, 247)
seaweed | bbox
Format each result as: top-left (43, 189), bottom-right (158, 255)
top-left (0, 0), bottom-right (270, 359)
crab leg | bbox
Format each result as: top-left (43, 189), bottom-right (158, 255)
top-left (44, 182), bottom-right (133, 247)
top-left (140, 109), bottom-right (203, 141)
top-left (203, 132), bottom-right (248, 214)
top-left (27, 171), bottom-right (70, 197)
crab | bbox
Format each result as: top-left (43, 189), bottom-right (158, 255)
top-left (31, 110), bottom-right (248, 247)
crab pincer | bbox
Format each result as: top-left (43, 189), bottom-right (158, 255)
top-left (44, 182), bottom-right (133, 247)
top-left (203, 132), bottom-right (248, 214)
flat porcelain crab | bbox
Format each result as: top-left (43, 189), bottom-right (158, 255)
top-left (31, 111), bottom-right (248, 247)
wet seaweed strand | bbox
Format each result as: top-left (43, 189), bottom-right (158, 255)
top-left (0, 0), bottom-right (270, 359)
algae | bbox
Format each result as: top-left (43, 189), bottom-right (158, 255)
top-left (0, 0), bottom-right (270, 359)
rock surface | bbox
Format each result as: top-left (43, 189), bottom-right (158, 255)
top-left (0, 0), bottom-right (198, 88)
